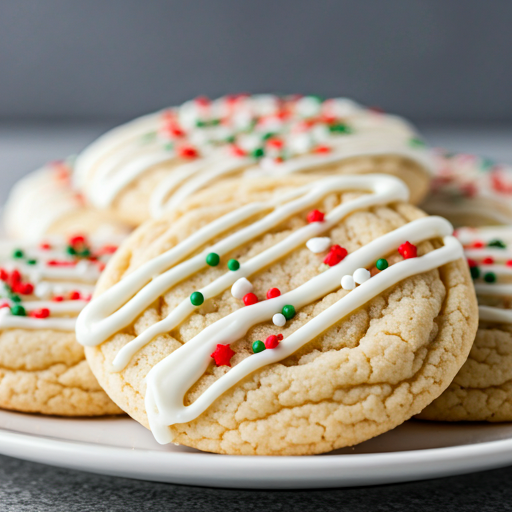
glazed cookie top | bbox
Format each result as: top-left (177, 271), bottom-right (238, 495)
top-left (0, 235), bottom-right (119, 332)
top-left (77, 174), bottom-right (474, 449)
top-left (3, 160), bottom-right (131, 240)
top-left (422, 151), bottom-right (512, 226)
top-left (458, 226), bottom-right (512, 324)
top-left (75, 94), bottom-right (434, 222)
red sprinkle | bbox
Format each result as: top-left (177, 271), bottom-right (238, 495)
top-left (52, 296), bottom-right (64, 302)
top-left (39, 242), bottom-right (52, 250)
top-left (0, 268), bottom-right (7, 281)
top-left (30, 308), bottom-right (50, 319)
top-left (472, 241), bottom-right (484, 248)
top-left (243, 293), bottom-right (259, 306)
top-left (483, 257), bottom-right (494, 265)
top-left (507, 260), bottom-right (512, 267)
top-left (312, 145), bottom-right (331, 154)
top-left (398, 242), bottom-right (417, 259)
top-left (307, 210), bottom-right (325, 223)
top-left (9, 270), bottom-right (21, 286)
top-left (266, 288), bottom-right (281, 299)
top-left (97, 245), bottom-right (118, 255)
top-left (230, 145), bottom-right (246, 158)
top-left (69, 235), bottom-right (86, 246)
top-left (266, 138), bottom-right (284, 149)
top-left (20, 283), bottom-right (34, 295)
top-left (323, 245), bottom-right (348, 267)
top-left (70, 291), bottom-right (81, 300)
top-left (178, 145), bottom-right (198, 159)
top-left (265, 334), bottom-right (283, 349)
top-left (47, 260), bottom-right (77, 267)
top-left (210, 344), bottom-right (235, 367)
top-left (466, 258), bottom-right (478, 268)
top-left (0, 301), bottom-right (9, 309)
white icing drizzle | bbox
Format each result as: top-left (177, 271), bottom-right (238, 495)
top-left (75, 174), bottom-right (463, 444)
top-left (456, 227), bottom-right (512, 324)
top-left (74, 95), bottom-right (434, 219)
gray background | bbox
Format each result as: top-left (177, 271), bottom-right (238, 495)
top-left (2, 3), bottom-right (512, 510)
top-left (1, 0), bottom-right (511, 123)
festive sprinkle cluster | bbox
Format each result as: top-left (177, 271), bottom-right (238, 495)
top-left (464, 237), bottom-right (509, 283)
top-left (431, 150), bottom-right (512, 200)
top-left (0, 235), bottom-right (117, 320)
top-left (145, 95), bottom-right (369, 167)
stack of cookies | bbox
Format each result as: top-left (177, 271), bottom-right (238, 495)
top-left (2, 94), bottom-right (510, 456)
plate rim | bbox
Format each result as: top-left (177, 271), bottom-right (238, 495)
top-left (1, 424), bottom-right (512, 489)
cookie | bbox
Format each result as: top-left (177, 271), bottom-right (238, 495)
top-left (77, 174), bottom-right (477, 455)
top-left (75, 95), bottom-right (434, 226)
top-left (419, 226), bottom-right (512, 421)
top-left (421, 150), bottom-right (512, 227)
top-left (3, 160), bottom-right (131, 239)
top-left (0, 235), bottom-right (123, 416)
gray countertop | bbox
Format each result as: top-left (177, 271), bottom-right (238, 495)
top-left (1, 123), bottom-right (512, 511)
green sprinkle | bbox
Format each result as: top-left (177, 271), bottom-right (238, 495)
top-left (190, 291), bottom-right (204, 306)
top-left (164, 142), bottom-right (174, 152)
top-left (78, 248), bottom-right (91, 258)
top-left (480, 157), bottom-right (495, 170)
top-left (470, 266), bottom-right (480, 279)
top-left (310, 95), bottom-right (324, 102)
top-left (12, 249), bottom-right (24, 259)
top-left (252, 340), bottom-right (266, 353)
top-left (227, 259), bottom-right (240, 271)
top-left (263, 132), bottom-right (275, 140)
top-left (26, 259), bottom-right (37, 265)
top-left (484, 272), bottom-right (496, 283)
top-left (141, 131), bottom-right (157, 143)
top-left (9, 294), bottom-right (21, 303)
top-left (281, 304), bottom-right (296, 320)
top-left (66, 245), bottom-right (76, 256)
top-left (488, 239), bottom-right (506, 249)
top-left (206, 252), bottom-right (220, 267)
top-left (409, 137), bottom-right (426, 148)
top-left (225, 135), bottom-right (236, 143)
top-left (376, 258), bottom-right (389, 271)
top-left (196, 120), bottom-right (207, 128)
top-left (10, 304), bottom-right (26, 316)
top-left (251, 148), bottom-right (265, 159)
top-left (329, 123), bottom-right (351, 134)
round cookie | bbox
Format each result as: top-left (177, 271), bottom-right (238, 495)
top-left (3, 160), bottom-right (131, 240)
top-left (77, 174), bottom-right (477, 455)
top-left (421, 150), bottom-right (512, 227)
top-left (0, 235), bottom-right (123, 416)
top-left (75, 94), bottom-right (434, 226)
top-left (419, 226), bottom-right (512, 421)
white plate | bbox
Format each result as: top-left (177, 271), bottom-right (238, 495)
top-left (1, 409), bottom-right (512, 489)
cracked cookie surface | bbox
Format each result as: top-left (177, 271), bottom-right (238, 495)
top-left (84, 176), bottom-right (478, 454)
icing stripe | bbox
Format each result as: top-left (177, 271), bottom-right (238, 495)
top-left (74, 95), bottom-right (434, 218)
top-left (75, 173), bottom-right (463, 444)
top-left (76, 174), bottom-right (409, 352)
top-left (145, 221), bottom-right (460, 443)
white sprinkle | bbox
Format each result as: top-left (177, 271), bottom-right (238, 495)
top-left (75, 260), bottom-right (90, 275)
top-left (289, 133), bottom-right (312, 155)
top-left (311, 124), bottom-right (330, 143)
top-left (231, 278), bottom-right (253, 300)
top-left (353, 268), bottom-right (371, 284)
top-left (306, 237), bottom-right (331, 254)
top-left (296, 96), bottom-right (322, 118)
top-left (35, 282), bottom-right (52, 299)
top-left (341, 275), bottom-right (355, 290)
top-left (272, 313), bottom-right (286, 327)
top-left (53, 285), bottom-right (65, 296)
